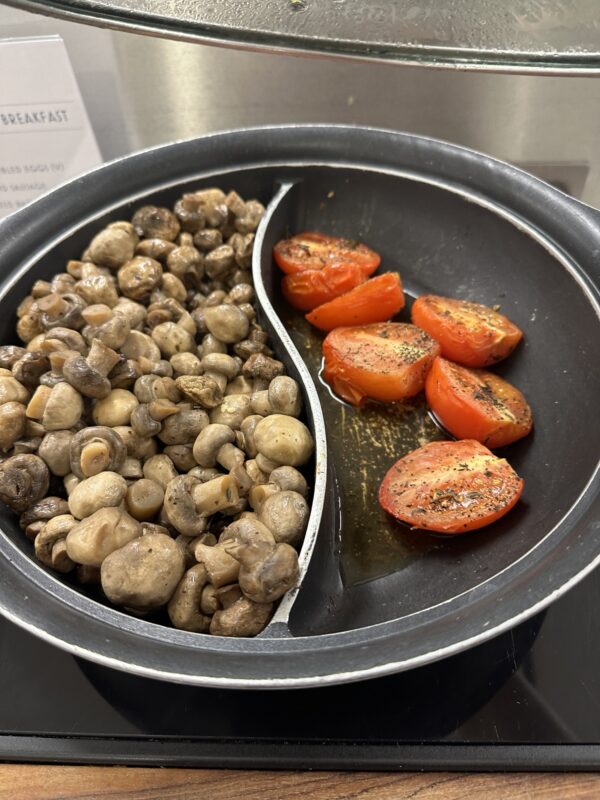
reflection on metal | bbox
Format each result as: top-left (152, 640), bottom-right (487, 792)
top-left (4, 0), bottom-right (600, 74)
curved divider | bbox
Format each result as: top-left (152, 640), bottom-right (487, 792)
top-left (252, 181), bottom-right (329, 634)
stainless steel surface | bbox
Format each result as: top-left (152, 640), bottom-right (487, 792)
top-left (4, 0), bottom-right (600, 74)
top-left (3, 7), bottom-right (600, 206)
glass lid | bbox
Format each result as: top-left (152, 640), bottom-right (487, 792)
top-left (5, 0), bottom-right (600, 74)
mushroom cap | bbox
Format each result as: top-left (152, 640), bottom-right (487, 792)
top-left (163, 474), bottom-right (205, 537)
top-left (209, 596), bottom-right (273, 637)
top-left (38, 430), bottom-right (73, 477)
top-left (70, 426), bottom-right (127, 479)
top-left (0, 454), bottom-right (49, 512)
top-left (62, 354), bottom-right (112, 399)
top-left (167, 564), bottom-right (211, 632)
top-left (66, 506), bottom-right (141, 566)
top-left (192, 423), bottom-right (235, 467)
top-left (88, 226), bottom-right (136, 269)
top-left (67, 470), bottom-right (128, 519)
top-left (258, 490), bottom-right (310, 546)
top-left (19, 496), bottom-right (70, 533)
top-left (253, 414), bottom-right (314, 467)
top-left (238, 542), bottom-right (300, 603)
top-left (100, 533), bottom-right (185, 610)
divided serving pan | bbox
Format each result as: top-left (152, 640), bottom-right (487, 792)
top-left (0, 125), bottom-right (598, 688)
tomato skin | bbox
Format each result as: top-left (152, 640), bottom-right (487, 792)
top-left (322, 322), bottom-right (440, 406)
top-left (305, 272), bottom-right (405, 331)
top-left (425, 357), bottom-right (533, 449)
top-left (273, 232), bottom-right (381, 276)
top-left (411, 295), bottom-right (523, 367)
top-left (281, 262), bottom-right (367, 312)
top-left (378, 439), bottom-right (523, 534)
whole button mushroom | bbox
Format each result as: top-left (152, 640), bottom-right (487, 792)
top-left (101, 533), bottom-right (185, 610)
top-left (258, 490), bottom-right (310, 546)
top-left (209, 597), bottom-right (273, 637)
top-left (167, 564), bottom-right (211, 632)
top-left (268, 376), bottom-right (302, 418)
top-left (204, 304), bottom-right (249, 344)
top-left (0, 401), bottom-right (26, 451)
top-left (209, 394), bottom-right (251, 429)
top-left (163, 475), bottom-right (206, 537)
top-left (88, 224), bottom-right (137, 269)
top-left (151, 321), bottom-right (196, 358)
top-left (225, 537), bottom-right (300, 604)
top-left (42, 383), bottom-right (84, 431)
top-left (92, 389), bottom-right (139, 427)
top-left (0, 454), bottom-right (49, 513)
top-left (253, 414), bottom-right (314, 467)
top-left (66, 506), bottom-right (141, 566)
top-left (19, 496), bottom-right (70, 540)
top-left (132, 206), bottom-right (180, 242)
top-left (269, 466), bottom-right (308, 497)
top-left (68, 471), bottom-right (128, 519)
top-left (118, 256), bottom-right (163, 302)
top-left (38, 430), bottom-right (73, 477)
top-left (70, 426), bottom-right (127, 479)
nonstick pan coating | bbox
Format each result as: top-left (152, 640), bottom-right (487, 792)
top-left (0, 126), bottom-right (597, 688)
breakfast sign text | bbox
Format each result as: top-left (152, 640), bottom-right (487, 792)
top-left (0, 35), bottom-right (101, 220)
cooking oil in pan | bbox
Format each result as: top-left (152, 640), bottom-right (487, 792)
top-left (284, 312), bottom-right (446, 586)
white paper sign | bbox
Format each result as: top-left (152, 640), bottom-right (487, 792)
top-left (0, 35), bottom-right (102, 219)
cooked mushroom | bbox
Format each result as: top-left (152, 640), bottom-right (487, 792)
top-left (248, 482), bottom-right (280, 512)
top-left (253, 414), bottom-right (314, 467)
top-left (19, 496), bottom-right (70, 540)
top-left (70, 426), bottom-right (127, 479)
top-left (87, 224), bottom-right (137, 269)
top-left (126, 478), bottom-right (164, 521)
top-left (118, 256), bottom-right (163, 301)
top-left (121, 330), bottom-right (161, 363)
top-left (151, 321), bottom-right (196, 358)
top-left (192, 423), bottom-right (235, 467)
top-left (242, 353), bottom-right (285, 382)
top-left (163, 475), bottom-right (206, 537)
top-left (258, 490), bottom-right (309, 546)
top-left (62, 340), bottom-right (121, 400)
top-left (166, 240), bottom-right (204, 287)
top-left (101, 533), bottom-right (185, 610)
top-left (34, 513), bottom-right (77, 572)
top-left (158, 406), bottom-right (208, 445)
top-left (92, 389), bottom-right (139, 427)
top-left (175, 375), bottom-right (223, 409)
top-left (132, 206), bottom-right (180, 242)
top-left (209, 394), bottom-right (251, 429)
top-left (227, 539), bottom-right (299, 604)
top-left (68, 470), bottom-right (128, 519)
top-left (209, 596), bottom-right (273, 637)
top-left (0, 401), bottom-right (26, 451)
top-left (269, 466), bottom-right (308, 497)
top-left (204, 304), bottom-right (249, 344)
top-left (192, 474), bottom-right (239, 516)
top-left (11, 351), bottom-right (50, 389)
top-left (41, 382), bottom-right (84, 431)
top-left (0, 345), bottom-right (27, 369)
top-left (0, 454), bottom-right (49, 512)
top-left (75, 274), bottom-right (119, 307)
top-left (268, 376), bottom-right (302, 417)
top-left (66, 506), bottom-right (141, 566)
top-left (194, 542), bottom-right (240, 588)
top-left (167, 563), bottom-right (211, 632)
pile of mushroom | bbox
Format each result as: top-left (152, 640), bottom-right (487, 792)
top-left (0, 187), bottom-right (314, 637)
